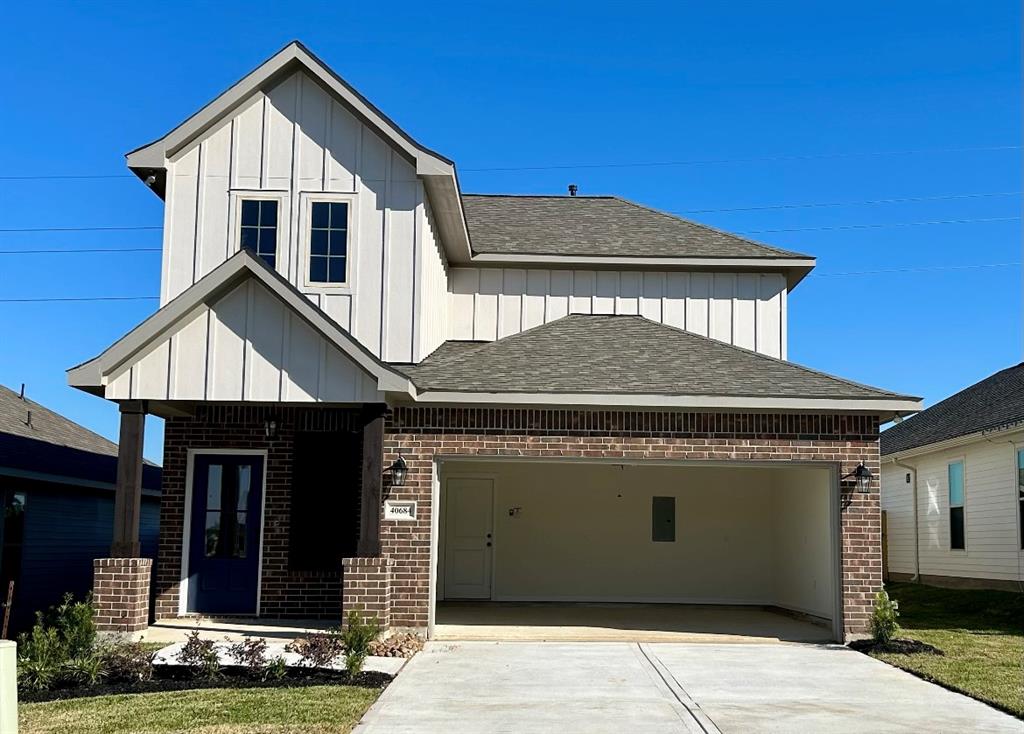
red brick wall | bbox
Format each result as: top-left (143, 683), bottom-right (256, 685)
top-left (383, 408), bottom-right (881, 638)
top-left (342, 557), bottom-right (393, 629)
top-left (93, 557), bottom-right (152, 634)
top-left (156, 406), bottom-right (362, 621)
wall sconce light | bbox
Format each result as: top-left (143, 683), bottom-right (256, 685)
top-left (388, 455), bottom-right (408, 487)
top-left (264, 420), bottom-right (278, 439)
top-left (844, 462), bottom-right (873, 493)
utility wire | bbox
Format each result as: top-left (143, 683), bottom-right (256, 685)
top-left (740, 216), bottom-right (1020, 235)
top-left (0, 225), bottom-right (161, 233)
top-left (677, 191), bottom-right (1022, 214)
top-left (460, 144), bottom-right (1022, 172)
top-left (0, 296), bottom-right (159, 303)
top-left (2, 144), bottom-right (1018, 180)
top-left (0, 247), bottom-right (161, 254)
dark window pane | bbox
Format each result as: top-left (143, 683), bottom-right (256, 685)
top-left (311, 202), bottom-right (330, 229)
top-left (261, 254), bottom-right (276, 269)
top-left (237, 466), bottom-right (251, 511)
top-left (310, 256), bottom-right (328, 282)
top-left (259, 228), bottom-right (276, 256)
top-left (329, 229), bottom-right (347, 256)
top-left (260, 200), bottom-right (278, 226)
top-left (310, 229), bottom-right (329, 255)
top-left (206, 465), bottom-right (223, 511)
top-left (240, 227), bottom-right (257, 250)
top-left (205, 512), bottom-right (222, 556)
top-left (328, 257), bottom-right (347, 283)
top-left (3, 492), bottom-right (26, 546)
top-left (652, 496), bottom-right (675, 542)
top-left (950, 506), bottom-right (965, 550)
top-left (330, 202), bottom-right (348, 227)
top-left (241, 200), bottom-right (260, 226)
top-left (235, 512), bottom-right (247, 557)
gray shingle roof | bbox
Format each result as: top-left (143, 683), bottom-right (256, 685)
top-left (0, 384), bottom-right (119, 456)
top-left (881, 363), bottom-right (1024, 456)
top-left (461, 194), bottom-right (810, 259)
top-left (397, 315), bottom-right (911, 400)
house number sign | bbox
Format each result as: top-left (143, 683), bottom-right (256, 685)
top-left (384, 500), bottom-right (416, 521)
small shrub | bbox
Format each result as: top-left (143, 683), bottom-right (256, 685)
top-left (17, 659), bottom-right (56, 692)
top-left (871, 589), bottom-right (900, 644)
top-left (226, 637), bottom-right (269, 679)
top-left (265, 655), bottom-right (288, 681)
top-left (100, 642), bottom-right (157, 682)
top-left (18, 593), bottom-right (96, 666)
top-left (63, 654), bottom-right (108, 686)
top-left (285, 631), bottom-right (344, 668)
top-left (341, 611), bottom-right (381, 677)
top-left (178, 630), bottom-right (221, 679)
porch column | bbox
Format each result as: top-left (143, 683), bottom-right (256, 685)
top-left (357, 407), bottom-right (384, 557)
top-left (111, 400), bottom-right (146, 557)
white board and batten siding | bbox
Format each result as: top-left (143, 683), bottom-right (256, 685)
top-left (881, 431), bottom-right (1024, 583)
top-left (448, 269), bottom-right (788, 358)
top-left (106, 280), bottom-right (383, 404)
top-left (161, 69), bottom-right (445, 364)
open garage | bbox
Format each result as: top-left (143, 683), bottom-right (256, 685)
top-left (433, 459), bottom-right (841, 642)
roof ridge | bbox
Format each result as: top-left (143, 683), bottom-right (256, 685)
top-left (608, 196), bottom-right (812, 260)
top-left (462, 193), bottom-right (616, 199)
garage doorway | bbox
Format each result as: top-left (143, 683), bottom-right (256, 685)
top-left (433, 459), bottom-right (841, 642)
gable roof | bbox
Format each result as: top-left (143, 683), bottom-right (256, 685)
top-left (396, 314), bottom-right (920, 415)
top-left (0, 384), bottom-right (160, 491)
top-left (125, 40), bottom-right (472, 262)
top-left (461, 195), bottom-right (815, 287)
top-left (881, 363), bottom-right (1024, 456)
top-left (68, 249), bottom-right (413, 403)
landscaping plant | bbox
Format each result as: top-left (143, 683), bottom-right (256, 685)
top-left (18, 593), bottom-right (96, 667)
top-left (226, 637), bottom-right (272, 680)
top-left (870, 588), bottom-right (900, 644)
top-left (63, 654), bottom-right (108, 686)
top-left (100, 641), bottom-right (157, 683)
top-left (285, 631), bottom-right (345, 668)
top-left (341, 611), bottom-right (381, 676)
top-left (178, 630), bottom-right (222, 679)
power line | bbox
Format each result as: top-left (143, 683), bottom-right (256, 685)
top-left (0, 296), bottom-right (158, 303)
top-left (0, 225), bottom-right (161, 233)
top-left (460, 144), bottom-right (1021, 172)
top-left (0, 247), bottom-right (161, 254)
top-left (812, 262), bottom-right (1021, 278)
top-left (677, 191), bottom-right (1022, 214)
top-left (740, 216), bottom-right (1020, 235)
top-left (0, 174), bottom-right (134, 181)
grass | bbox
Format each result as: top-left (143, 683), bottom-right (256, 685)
top-left (870, 582), bottom-right (1024, 717)
top-left (19, 685), bottom-right (381, 734)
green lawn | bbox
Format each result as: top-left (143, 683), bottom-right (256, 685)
top-left (19, 685), bottom-right (381, 734)
top-left (871, 582), bottom-right (1024, 717)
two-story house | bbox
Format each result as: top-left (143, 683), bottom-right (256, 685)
top-left (68, 42), bottom-right (921, 642)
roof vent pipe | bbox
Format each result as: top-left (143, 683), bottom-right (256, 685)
top-left (568, 184), bottom-right (578, 197)
top-left (18, 383), bottom-right (25, 400)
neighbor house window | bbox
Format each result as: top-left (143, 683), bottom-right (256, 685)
top-left (948, 461), bottom-right (965, 550)
top-left (308, 201), bottom-right (349, 284)
top-left (652, 496), bottom-right (675, 542)
top-left (239, 199), bottom-right (278, 268)
top-left (1017, 449), bottom-right (1023, 550)
top-left (0, 490), bottom-right (26, 593)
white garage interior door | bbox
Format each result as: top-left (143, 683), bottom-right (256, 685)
top-left (437, 461), bottom-right (838, 631)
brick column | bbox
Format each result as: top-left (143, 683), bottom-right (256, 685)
top-left (93, 558), bottom-right (152, 637)
top-left (342, 557), bottom-right (392, 630)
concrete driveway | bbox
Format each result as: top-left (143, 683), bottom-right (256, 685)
top-left (355, 641), bottom-right (1020, 733)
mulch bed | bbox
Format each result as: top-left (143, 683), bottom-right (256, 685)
top-left (20, 666), bottom-right (392, 704)
top-left (848, 638), bottom-right (944, 656)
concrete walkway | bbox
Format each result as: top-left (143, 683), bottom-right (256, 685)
top-left (355, 641), bottom-right (1021, 733)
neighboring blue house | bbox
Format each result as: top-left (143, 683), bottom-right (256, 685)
top-left (0, 384), bottom-right (160, 634)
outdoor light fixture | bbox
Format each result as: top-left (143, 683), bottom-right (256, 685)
top-left (264, 420), bottom-right (278, 439)
top-left (389, 455), bottom-right (408, 487)
top-left (848, 462), bottom-right (873, 493)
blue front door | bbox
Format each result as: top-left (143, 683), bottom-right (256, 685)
top-left (187, 454), bottom-right (263, 614)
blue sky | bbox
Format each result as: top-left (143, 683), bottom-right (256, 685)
top-left (0, 1), bottom-right (1020, 462)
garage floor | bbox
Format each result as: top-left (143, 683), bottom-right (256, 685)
top-left (433, 602), bottom-right (833, 643)
top-left (355, 641), bottom-right (1021, 733)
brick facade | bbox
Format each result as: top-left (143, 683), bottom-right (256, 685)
top-left (156, 405), bottom-right (363, 620)
top-left (157, 405), bottom-right (881, 640)
top-left (383, 408), bottom-right (881, 638)
top-left (342, 557), bottom-right (393, 629)
top-left (93, 557), bottom-right (152, 635)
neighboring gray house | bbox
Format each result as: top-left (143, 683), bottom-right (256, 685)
top-left (881, 363), bottom-right (1024, 592)
top-left (67, 41), bottom-right (920, 643)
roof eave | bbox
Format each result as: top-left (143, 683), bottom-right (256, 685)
top-left (881, 419), bottom-right (1024, 461)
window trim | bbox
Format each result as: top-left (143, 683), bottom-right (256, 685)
top-left (228, 190), bottom-right (289, 273)
top-left (947, 458), bottom-right (967, 552)
top-left (298, 191), bottom-right (357, 292)
top-left (1016, 446), bottom-right (1024, 552)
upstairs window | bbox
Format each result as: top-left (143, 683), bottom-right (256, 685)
top-left (240, 199), bottom-right (278, 269)
top-left (308, 201), bottom-right (349, 284)
top-left (948, 461), bottom-right (965, 550)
